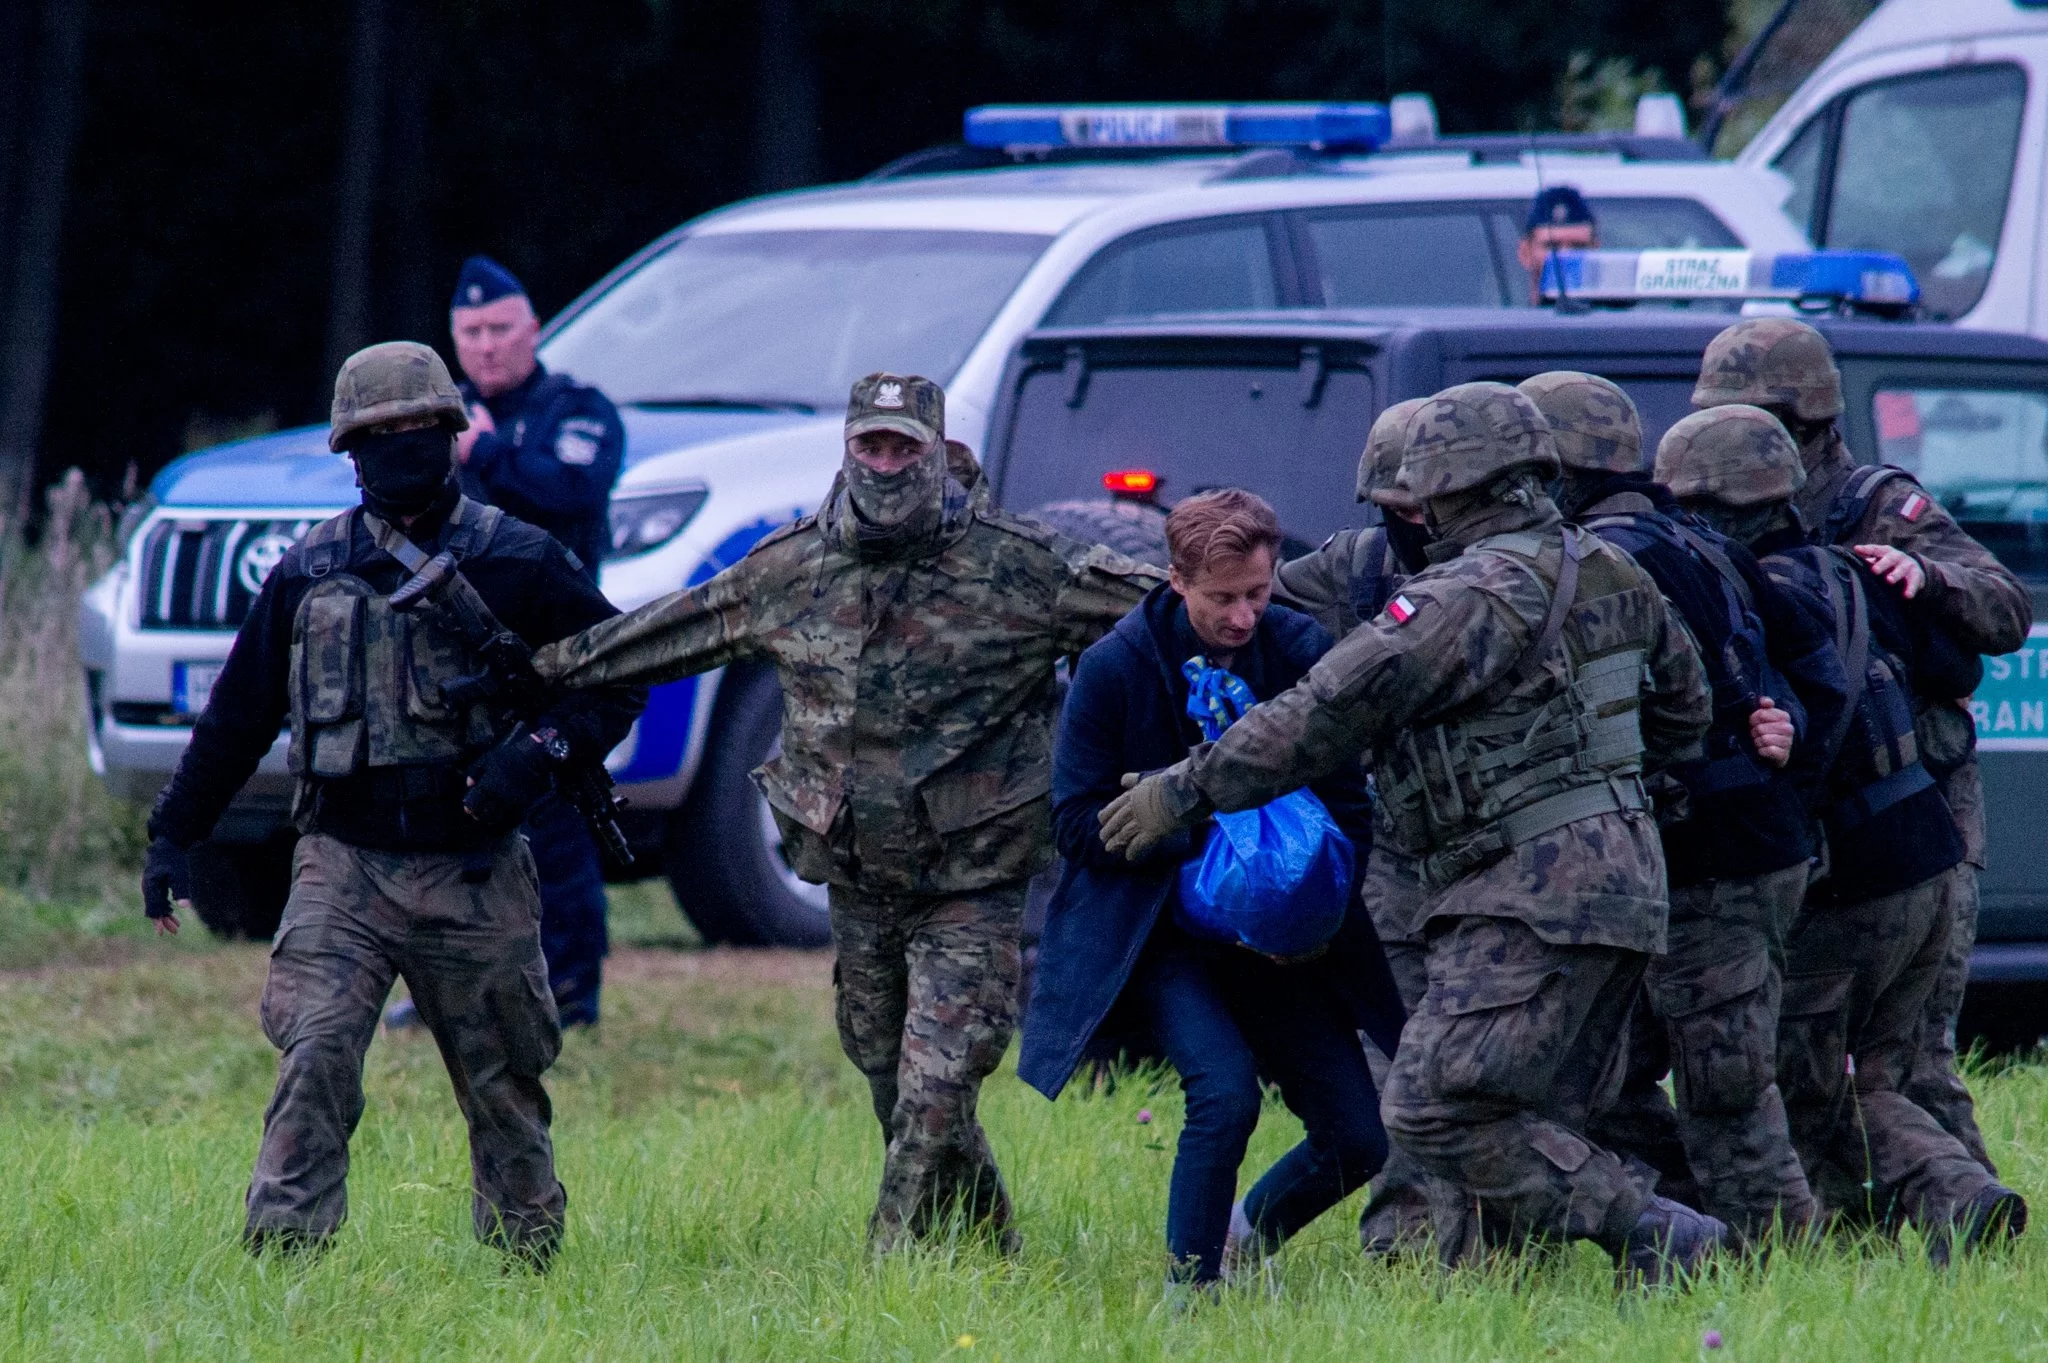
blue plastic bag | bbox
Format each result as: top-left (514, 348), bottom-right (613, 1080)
top-left (1172, 659), bottom-right (1355, 958)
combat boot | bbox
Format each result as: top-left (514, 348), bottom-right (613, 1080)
top-left (1927, 1183), bottom-right (2027, 1267)
top-left (1616, 1195), bottom-right (1727, 1288)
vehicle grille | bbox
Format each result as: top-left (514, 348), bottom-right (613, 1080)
top-left (138, 516), bottom-right (322, 630)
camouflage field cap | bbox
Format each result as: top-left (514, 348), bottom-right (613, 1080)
top-left (845, 372), bottom-right (943, 445)
top-left (1516, 371), bottom-right (1641, 474)
top-left (328, 341), bottom-right (468, 452)
top-left (1655, 404), bottom-right (1807, 507)
top-left (1360, 397), bottom-right (1429, 509)
top-left (1692, 317), bottom-right (1843, 421)
top-left (1395, 381), bottom-right (1560, 502)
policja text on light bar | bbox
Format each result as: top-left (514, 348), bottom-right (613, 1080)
top-left (963, 103), bottom-right (1390, 153)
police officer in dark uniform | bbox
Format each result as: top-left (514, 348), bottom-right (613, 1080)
top-left (1516, 186), bottom-right (1598, 305)
top-left (421, 255), bottom-right (627, 1028)
top-left (141, 342), bottom-right (644, 1263)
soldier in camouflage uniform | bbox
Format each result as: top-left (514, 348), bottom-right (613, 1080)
top-left (1102, 383), bottom-right (1724, 1282)
top-left (1527, 371), bottom-right (1842, 1244)
top-left (535, 373), bottom-right (1160, 1251)
top-left (1693, 319), bottom-right (2031, 1173)
top-left (1659, 404), bottom-right (2025, 1261)
top-left (141, 343), bottom-right (644, 1265)
top-left (1275, 398), bottom-right (1443, 1256)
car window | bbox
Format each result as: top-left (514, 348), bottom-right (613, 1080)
top-left (1301, 209), bottom-right (1508, 306)
top-left (1483, 198), bottom-right (1743, 306)
top-left (1771, 111), bottom-right (1828, 242)
top-left (1874, 385), bottom-right (2048, 577)
top-left (540, 229), bottom-right (1050, 411)
top-left (996, 356), bottom-right (1372, 545)
top-left (1046, 218), bottom-right (1281, 325)
top-left (1778, 65), bottom-right (2028, 321)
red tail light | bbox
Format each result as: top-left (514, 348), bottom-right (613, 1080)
top-left (1103, 469), bottom-right (1160, 497)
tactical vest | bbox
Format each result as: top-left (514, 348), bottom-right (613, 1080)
top-left (1774, 544), bottom-right (1933, 837)
top-left (287, 498), bottom-right (507, 802)
top-left (1584, 510), bottom-right (1783, 799)
top-left (1376, 527), bottom-right (1652, 891)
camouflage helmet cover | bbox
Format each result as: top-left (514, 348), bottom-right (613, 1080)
top-left (1395, 381), bottom-right (1561, 502)
top-left (328, 341), bottom-right (468, 452)
top-left (1516, 370), bottom-right (1641, 473)
top-left (1359, 397), bottom-right (1430, 509)
top-left (1692, 317), bottom-right (1843, 421)
top-left (1654, 404), bottom-right (1807, 507)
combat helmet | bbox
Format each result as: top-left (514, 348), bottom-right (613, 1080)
top-left (1516, 371), bottom-right (1640, 473)
top-left (1359, 397), bottom-right (1429, 509)
top-left (1692, 318), bottom-right (1842, 422)
top-left (1655, 405), bottom-right (1807, 507)
top-left (329, 341), bottom-right (469, 452)
top-left (1394, 381), bottom-right (1560, 503)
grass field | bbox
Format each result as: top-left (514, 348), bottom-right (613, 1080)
top-left (4, 503), bottom-right (2048, 1360)
top-left (2, 880), bottom-right (2047, 1362)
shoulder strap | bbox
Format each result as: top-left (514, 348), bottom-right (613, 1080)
top-left (299, 508), bottom-right (358, 579)
top-left (1815, 547), bottom-right (1872, 774)
top-left (1671, 522), bottom-right (1756, 616)
top-left (442, 495), bottom-right (505, 560)
top-left (1515, 527), bottom-right (1583, 683)
top-left (1822, 463), bottom-right (1913, 547)
top-left (1347, 528), bottom-right (1397, 620)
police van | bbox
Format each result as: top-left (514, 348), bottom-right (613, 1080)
top-left (79, 102), bottom-right (1808, 946)
top-left (1728, 0), bottom-right (2048, 337)
top-left (980, 249), bottom-right (2048, 1011)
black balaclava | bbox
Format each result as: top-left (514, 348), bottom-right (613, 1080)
top-left (1383, 513), bottom-right (1435, 574)
top-left (350, 427), bottom-right (455, 520)
top-left (836, 441), bottom-right (949, 559)
top-left (1687, 499), bottom-right (1792, 548)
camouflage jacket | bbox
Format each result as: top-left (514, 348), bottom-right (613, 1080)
top-left (1796, 430), bottom-right (2031, 658)
top-left (1181, 501), bottom-right (1709, 953)
top-left (536, 487), bottom-right (1160, 894)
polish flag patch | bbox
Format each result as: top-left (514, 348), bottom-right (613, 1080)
top-left (1899, 491), bottom-right (1929, 522)
top-left (1387, 594), bottom-right (1419, 624)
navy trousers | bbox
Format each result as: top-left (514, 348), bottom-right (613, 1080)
top-left (1129, 925), bottom-right (1388, 1283)
top-left (524, 795), bottom-right (608, 1027)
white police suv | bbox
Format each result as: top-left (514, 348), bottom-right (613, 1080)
top-left (79, 101), bottom-right (1809, 945)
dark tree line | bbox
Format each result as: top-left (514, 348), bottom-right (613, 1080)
top-left (0, 0), bottom-right (1731, 504)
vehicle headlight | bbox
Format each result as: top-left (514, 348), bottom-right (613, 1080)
top-left (607, 486), bottom-right (708, 560)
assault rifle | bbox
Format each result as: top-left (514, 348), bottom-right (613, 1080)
top-left (388, 547), bottom-right (636, 874)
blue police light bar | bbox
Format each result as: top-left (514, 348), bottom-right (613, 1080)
top-left (1538, 249), bottom-right (1920, 308)
top-left (963, 103), bottom-right (1390, 153)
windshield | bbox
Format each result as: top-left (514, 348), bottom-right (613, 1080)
top-left (1874, 385), bottom-right (2048, 577)
top-left (540, 228), bottom-right (1052, 411)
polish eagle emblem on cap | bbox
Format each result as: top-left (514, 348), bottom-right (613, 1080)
top-left (874, 381), bottom-right (905, 409)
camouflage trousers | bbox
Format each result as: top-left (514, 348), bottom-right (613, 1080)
top-left (1382, 914), bottom-right (1651, 1262)
top-left (1903, 862), bottom-right (1995, 1172)
top-left (1779, 871), bottom-right (1999, 1235)
top-left (247, 833), bottom-right (565, 1261)
top-left (1355, 847), bottom-right (1444, 1256)
top-left (1590, 865), bottom-right (1817, 1243)
top-left (829, 882), bottom-right (1023, 1251)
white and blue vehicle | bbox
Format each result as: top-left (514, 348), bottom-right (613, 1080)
top-left (78, 101), bottom-right (1809, 945)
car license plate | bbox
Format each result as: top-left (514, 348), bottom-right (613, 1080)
top-left (172, 661), bottom-right (224, 716)
top-left (1973, 625), bottom-right (2048, 752)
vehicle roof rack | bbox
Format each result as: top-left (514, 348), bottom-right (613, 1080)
top-left (1539, 248), bottom-right (1921, 319)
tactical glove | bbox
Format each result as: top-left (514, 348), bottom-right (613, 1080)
top-left (1098, 764), bottom-right (1206, 860)
top-left (464, 725), bottom-right (564, 833)
top-left (142, 836), bottom-right (192, 922)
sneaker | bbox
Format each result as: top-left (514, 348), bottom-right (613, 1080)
top-left (383, 997), bottom-right (422, 1031)
top-left (1928, 1183), bottom-right (2027, 1267)
top-left (1617, 1195), bottom-right (1727, 1288)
